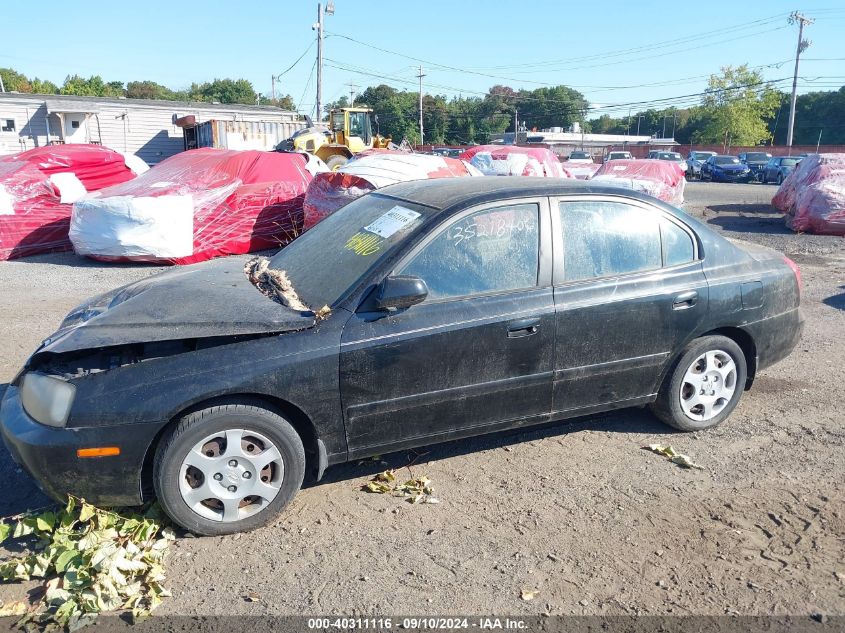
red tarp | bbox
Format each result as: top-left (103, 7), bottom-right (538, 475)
top-left (0, 145), bottom-right (140, 260)
top-left (70, 148), bottom-right (314, 265)
top-left (303, 152), bottom-right (480, 230)
top-left (458, 145), bottom-right (570, 178)
top-left (591, 159), bottom-right (686, 206)
top-left (772, 153), bottom-right (845, 236)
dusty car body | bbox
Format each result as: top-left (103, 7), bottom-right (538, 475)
top-left (2, 178), bottom-right (803, 535)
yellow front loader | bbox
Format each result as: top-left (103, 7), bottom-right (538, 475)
top-left (278, 107), bottom-right (391, 170)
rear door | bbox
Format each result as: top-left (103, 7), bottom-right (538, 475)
top-left (550, 196), bottom-right (708, 415)
top-left (340, 199), bottom-right (555, 457)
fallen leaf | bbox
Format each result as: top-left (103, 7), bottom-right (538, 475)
top-left (671, 454), bottom-right (704, 470)
top-left (520, 589), bottom-right (539, 601)
top-left (0, 600), bottom-right (29, 616)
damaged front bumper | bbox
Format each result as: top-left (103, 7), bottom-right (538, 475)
top-left (0, 385), bottom-right (157, 507)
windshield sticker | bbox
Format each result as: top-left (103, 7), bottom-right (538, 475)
top-left (363, 206), bottom-right (421, 239)
top-left (345, 231), bottom-right (385, 256)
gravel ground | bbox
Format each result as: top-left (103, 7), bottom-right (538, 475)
top-left (1, 182), bottom-right (843, 618)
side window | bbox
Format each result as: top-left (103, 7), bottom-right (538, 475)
top-left (661, 219), bottom-right (695, 267)
top-left (559, 201), bottom-right (661, 282)
top-left (399, 203), bottom-right (539, 300)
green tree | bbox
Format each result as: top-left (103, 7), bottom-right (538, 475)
top-left (126, 80), bottom-right (176, 100)
top-left (193, 78), bottom-right (258, 104)
top-left (0, 67), bottom-right (31, 92)
top-left (30, 78), bottom-right (60, 94)
top-left (695, 65), bottom-right (780, 146)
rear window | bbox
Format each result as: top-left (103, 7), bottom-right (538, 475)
top-left (781, 158), bottom-right (799, 167)
top-left (714, 156), bottom-right (740, 165)
top-left (745, 153), bottom-right (770, 161)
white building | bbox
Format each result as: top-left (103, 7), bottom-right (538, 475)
top-left (0, 93), bottom-right (303, 164)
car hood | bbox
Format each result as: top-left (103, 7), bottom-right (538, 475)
top-left (37, 258), bottom-right (317, 356)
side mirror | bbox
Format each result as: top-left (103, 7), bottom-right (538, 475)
top-left (375, 275), bottom-right (428, 310)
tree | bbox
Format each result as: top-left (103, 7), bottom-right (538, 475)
top-left (192, 78), bottom-right (257, 104)
top-left (695, 65), bottom-right (780, 146)
top-left (126, 80), bottom-right (177, 100)
top-left (0, 67), bottom-right (31, 92)
top-left (60, 75), bottom-right (124, 97)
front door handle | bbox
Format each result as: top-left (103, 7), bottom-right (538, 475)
top-left (507, 317), bottom-right (541, 338)
top-left (672, 290), bottom-right (698, 310)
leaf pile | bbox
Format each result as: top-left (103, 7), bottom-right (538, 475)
top-left (643, 444), bottom-right (704, 470)
top-left (0, 497), bottom-right (174, 630)
top-left (361, 470), bottom-right (440, 504)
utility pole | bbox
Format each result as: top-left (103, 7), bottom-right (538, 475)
top-left (347, 82), bottom-right (359, 107)
top-left (0, 73), bottom-right (5, 93)
top-left (786, 12), bottom-right (813, 148)
top-left (636, 115), bottom-right (644, 136)
top-left (514, 109), bottom-right (518, 145)
top-left (417, 66), bottom-right (425, 146)
top-left (271, 75), bottom-right (276, 102)
top-left (671, 113), bottom-right (677, 139)
top-left (626, 107), bottom-right (632, 136)
top-left (313, 2), bottom-right (334, 122)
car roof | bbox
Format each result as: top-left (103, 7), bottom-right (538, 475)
top-left (373, 176), bottom-right (681, 216)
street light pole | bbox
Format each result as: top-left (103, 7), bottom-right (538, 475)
top-left (786, 12), bottom-right (813, 148)
top-left (417, 66), bottom-right (425, 146)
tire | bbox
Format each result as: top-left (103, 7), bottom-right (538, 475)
top-left (650, 335), bottom-right (747, 432)
top-left (325, 154), bottom-right (349, 170)
top-left (153, 402), bottom-right (306, 536)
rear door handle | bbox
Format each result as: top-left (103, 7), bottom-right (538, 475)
top-left (672, 290), bottom-right (698, 310)
top-left (507, 317), bottom-right (541, 338)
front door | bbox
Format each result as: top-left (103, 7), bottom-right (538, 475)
top-left (551, 197), bottom-right (708, 416)
top-left (340, 199), bottom-right (555, 457)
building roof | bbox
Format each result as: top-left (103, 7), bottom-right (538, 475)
top-left (0, 91), bottom-right (297, 115)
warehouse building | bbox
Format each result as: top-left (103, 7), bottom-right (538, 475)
top-left (0, 93), bottom-right (303, 165)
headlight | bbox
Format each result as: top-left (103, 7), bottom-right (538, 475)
top-left (20, 373), bottom-right (76, 428)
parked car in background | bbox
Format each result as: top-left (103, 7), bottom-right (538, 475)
top-left (685, 151), bottom-right (717, 179)
top-left (700, 155), bottom-right (752, 183)
top-left (655, 152), bottom-right (688, 174)
top-left (760, 156), bottom-right (802, 184)
top-left (0, 178), bottom-right (803, 535)
top-left (432, 147), bottom-right (464, 158)
top-left (606, 151), bottom-right (633, 161)
top-left (567, 151), bottom-right (593, 163)
top-left (739, 151), bottom-right (772, 182)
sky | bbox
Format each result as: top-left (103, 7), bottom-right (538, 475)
top-left (2, 0), bottom-right (844, 121)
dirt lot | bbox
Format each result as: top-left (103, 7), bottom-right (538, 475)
top-left (1, 181), bottom-right (843, 618)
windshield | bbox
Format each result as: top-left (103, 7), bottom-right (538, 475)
top-left (746, 152), bottom-right (770, 161)
top-left (570, 152), bottom-right (589, 158)
top-left (269, 194), bottom-right (432, 307)
top-left (714, 156), bottom-right (740, 165)
top-left (781, 158), bottom-right (799, 167)
top-left (658, 153), bottom-right (681, 160)
top-left (691, 152), bottom-right (715, 160)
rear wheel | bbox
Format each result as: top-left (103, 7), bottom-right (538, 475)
top-left (651, 335), bottom-right (747, 431)
top-left (325, 154), bottom-right (349, 170)
top-left (154, 402), bottom-right (305, 536)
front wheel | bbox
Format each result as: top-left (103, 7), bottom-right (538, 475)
top-left (325, 154), bottom-right (349, 170)
top-left (154, 402), bottom-right (306, 536)
top-left (651, 335), bottom-right (747, 431)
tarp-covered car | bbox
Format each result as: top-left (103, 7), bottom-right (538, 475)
top-left (459, 145), bottom-right (569, 178)
top-left (0, 145), bottom-right (142, 260)
top-left (591, 159), bottom-right (686, 206)
top-left (772, 153), bottom-right (845, 236)
top-left (303, 151), bottom-right (480, 230)
top-left (1, 178), bottom-right (802, 536)
top-left (70, 148), bottom-right (316, 265)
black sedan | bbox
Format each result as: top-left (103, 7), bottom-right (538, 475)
top-left (700, 155), bottom-right (753, 182)
top-left (1, 179), bottom-right (803, 535)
